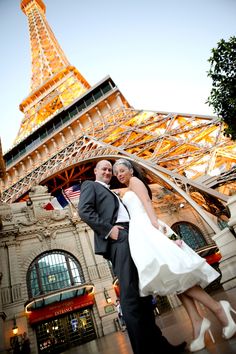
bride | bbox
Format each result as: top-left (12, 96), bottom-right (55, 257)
top-left (113, 158), bottom-right (236, 352)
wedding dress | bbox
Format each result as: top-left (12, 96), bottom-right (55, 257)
top-left (122, 191), bottom-right (220, 297)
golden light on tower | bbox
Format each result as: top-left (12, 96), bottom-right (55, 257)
top-left (2, 0), bottom-right (236, 207)
top-left (97, 111), bottom-right (236, 181)
top-left (15, 0), bottom-right (90, 145)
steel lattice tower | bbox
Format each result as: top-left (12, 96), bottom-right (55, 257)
top-left (2, 0), bottom-right (236, 222)
top-left (16, 0), bottom-right (90, 145)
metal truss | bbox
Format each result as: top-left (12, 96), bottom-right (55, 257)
top-left (2, 108), bottom-right (236, 207)
top-left (3, 2), bottom-right (232, 233)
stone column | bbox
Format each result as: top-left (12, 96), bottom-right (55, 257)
top-left (227, 194), bottom-right (236, 234)
top-left (0, 272), bottom-right (7, 353)
top-left (212, 194), bottom-right (236, 290)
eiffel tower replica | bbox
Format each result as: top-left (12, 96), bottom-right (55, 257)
top-left (1, 2), bottom-right (236, 350)
top-left (1, 0), bottom-right (236, 224)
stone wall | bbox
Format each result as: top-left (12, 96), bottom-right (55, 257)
top-left (0, 185), bottom-right (233, 353)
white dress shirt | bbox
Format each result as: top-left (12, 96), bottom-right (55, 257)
top-left (95, 180), bottom-right (130, 223)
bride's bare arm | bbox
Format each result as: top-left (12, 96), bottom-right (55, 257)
top-left (129, 177), bottom-right (182, 245)
top-left (129, 177), bottom-right (160, 229)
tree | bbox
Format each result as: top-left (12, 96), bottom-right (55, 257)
top-left (207, 36), bottom-right (236, 140)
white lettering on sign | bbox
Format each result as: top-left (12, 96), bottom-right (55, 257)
top-left (54, 307), bottom-right (73, 315)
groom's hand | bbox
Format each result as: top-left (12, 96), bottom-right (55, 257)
top-left (109, 225), bottom-right (124, 240)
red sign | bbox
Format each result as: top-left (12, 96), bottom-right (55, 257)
top-left (27, 294), bottom-right (94, 324)
top-left (205, 252), bottom-right (222, 265)
top-left (113, 284), bottom-right (120, 298)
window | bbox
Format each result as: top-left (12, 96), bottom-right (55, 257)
top-left (27, 251), bottom-right (85, 298)
top-left (217, 218), bottom-right (228, 230)
top-left (101, 83), bottom-right (111, 94)
top-left (84, 96), bottom-right (94, 107)
top-left (171, 222), bottom-right (207, 250)
top-left (93, 89), bottom-right (102, 100)
top-left (77, 102), bottom-right (86, 112)
top-left (39, 130), bottom-right (47, 140)
top-left (62, 113), bottom-right (70, 123)
top-left (69, 107), bottom-right (78, 118)
top-left (54, 119), bottom-right (61, 130)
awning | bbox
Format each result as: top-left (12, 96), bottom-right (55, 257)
top-left (25, 284), bottom-right (95, 324)
top-left (197, 245), bottom-right (222, 265)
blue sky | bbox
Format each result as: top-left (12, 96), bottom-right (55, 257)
top-left (0, 0), bottom-right (235, 152)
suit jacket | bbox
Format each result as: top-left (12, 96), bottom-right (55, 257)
top-left (78, 180), bottom-right (119, 258)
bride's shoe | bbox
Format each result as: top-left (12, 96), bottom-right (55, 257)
top-left (220, 300), bottom-right (236, 339)
top-left (189, 318), bottom-right (215, 352)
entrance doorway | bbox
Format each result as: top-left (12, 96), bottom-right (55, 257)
top-left (35, 308), bottom-right (97, 353)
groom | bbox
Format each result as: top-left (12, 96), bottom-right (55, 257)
top-left (78, 159), bottom-right (186, 354)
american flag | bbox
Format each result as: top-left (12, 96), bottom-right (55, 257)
top-left (64, 184), bottom-right (81, 200)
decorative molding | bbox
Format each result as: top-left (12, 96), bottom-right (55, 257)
top-left (0, 312), bottom-right (7, 320)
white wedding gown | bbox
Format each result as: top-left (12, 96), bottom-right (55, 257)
top-left (122, 191), bottom-right (220, 297)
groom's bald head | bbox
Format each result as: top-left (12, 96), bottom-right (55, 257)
top-left (94, 160), bottom-right (113, 184)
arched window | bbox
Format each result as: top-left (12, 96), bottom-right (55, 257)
top-left (171, 222), bottom-right (207, 250)
top-left (27, 250), bottom-right (85, 298)
top-left (217, 218), bottom-right (228, 230)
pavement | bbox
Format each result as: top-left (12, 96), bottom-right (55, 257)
top-left (62, 287), bottom-right (236, 354)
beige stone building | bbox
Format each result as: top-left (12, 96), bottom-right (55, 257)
top-left (0, 185), bottom-right (117, 353)
top-left (1, 182), bottom-right (236, 354)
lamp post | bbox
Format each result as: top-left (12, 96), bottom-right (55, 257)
top-left (104, 288), bottom-right (112, 303)
top-left (12, 316), bottom-right (18, 336)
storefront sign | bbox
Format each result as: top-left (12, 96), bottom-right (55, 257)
top-left (104, 304), bottom-right (115, 314)
top-left (27, 294), bottom-right (94, 324)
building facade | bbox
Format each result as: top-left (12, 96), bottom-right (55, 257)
top-left (0, 185), bottom-right (117, 353)
top-left (1, 183), bottom-right (232, 354)
top-left (1, 1), bottom-right (236, 353)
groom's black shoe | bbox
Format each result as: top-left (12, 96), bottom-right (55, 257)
top-left (154, 341), bottom-right (187, 354)
top-left (168, 341), bottom-right (187, 353)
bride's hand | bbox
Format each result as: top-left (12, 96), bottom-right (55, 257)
top-left (152, 219), bottom-right (166, 232)
top-left (152, 220), bottom-right (167, 234)
top-left (114, 189), bottom-right (121, 196)
top-left (174, 239), bottom-right (183, 247)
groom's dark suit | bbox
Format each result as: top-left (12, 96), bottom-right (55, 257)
top-left (78, 180), bottom-right (183, 354)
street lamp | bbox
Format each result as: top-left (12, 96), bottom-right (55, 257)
top-left (12, 316), bottom-right (18, 335)
top-left (104, 288), bottom-right (112, 303)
